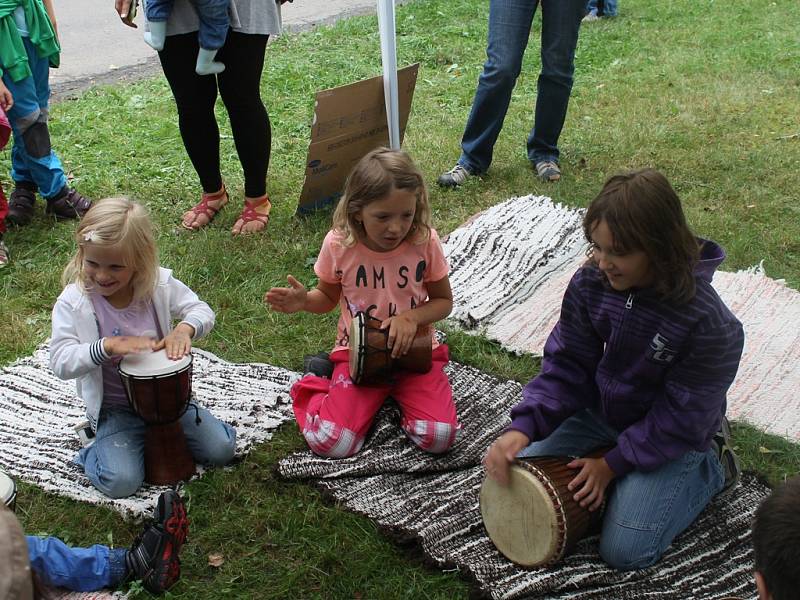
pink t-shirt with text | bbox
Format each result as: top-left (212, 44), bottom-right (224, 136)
top-left (314, 228), bottom-right (450, 353)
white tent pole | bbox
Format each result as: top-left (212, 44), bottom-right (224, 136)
top-left (377, 0), bottom-right (400, 150)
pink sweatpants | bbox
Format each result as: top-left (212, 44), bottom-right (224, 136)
top-left (290, 344), bottom-right (459, 458)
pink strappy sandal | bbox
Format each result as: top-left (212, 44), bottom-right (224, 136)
top-left (232, 195), bottom-right (271, 235)
top-left (181, 186), bottom-right (228, 230)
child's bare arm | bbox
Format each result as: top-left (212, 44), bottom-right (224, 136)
top-left (0, 79), bottom-right (13, 111)
top-left (42, 0), bottom-right (58, 40)
top-left (381, 275), bottom-right (453, 357)
top-left (265, 276), bottom-right (340, 314)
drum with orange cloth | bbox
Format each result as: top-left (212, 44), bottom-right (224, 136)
top-left (118, 350), bottom-right (196, 485)
top-left (349, 311), bottom-right (432, 385)
top-left (480, 449), bottom-right (609, 567)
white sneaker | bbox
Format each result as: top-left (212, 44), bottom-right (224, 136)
top-left (437, 164), bottom-right (473, 188)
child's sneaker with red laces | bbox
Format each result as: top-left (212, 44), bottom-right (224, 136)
top-left (125, 490), bottom-right (188, 594)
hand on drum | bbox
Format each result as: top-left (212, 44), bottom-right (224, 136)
top-left (566, 456), bottom-right (615, 512)
top-left (380, 314), bottom-right (418, 358)
top-left (104, 335), bottom-right (157, 356)
top-left (154, 324), bottom-right (194, 360)
top-left (483, 430), bottom-right (531, 485)
top-left (265, 275), bottom-right (308, 313)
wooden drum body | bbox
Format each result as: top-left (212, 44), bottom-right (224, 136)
top-left (118, 350), bottom-right (196, 485)
top-left (0, 468), bottom-right (16, 511)
top-left (480, 455), bottom-right (604, 567)
top-left (348, 311), bottom-right (432, 385)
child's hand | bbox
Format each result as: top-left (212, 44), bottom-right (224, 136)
top-left (0, 85), bottom-right (13, 111)
top-left (104, 335), bottom-right (157, 357)
top-left (566, 456), bottom-right (616, 512)
top-left (380, 314), bottom-right (419, 358)
top-left (483, 430), bottom-right (531, 485)
top-left (154, 324), bottom-right (194, 360)
top-left (264, 275), bottom-right (307, 314)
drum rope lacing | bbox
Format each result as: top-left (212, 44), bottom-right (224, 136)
top-left (527, 461), bottom-right (569, 564)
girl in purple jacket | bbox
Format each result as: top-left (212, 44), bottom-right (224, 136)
top-left (484, 168), bottom-right (744, 570)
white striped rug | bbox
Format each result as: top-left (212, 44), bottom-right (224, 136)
top-left (443, 195), bottom-right (800, 442)
top-left (279, 361), bottom-right (764, 600)
top-left (0, 346), bottom-right (296, 519)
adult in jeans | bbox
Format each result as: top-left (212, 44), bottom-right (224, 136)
top-left (115, 0), bottom-right (286, 235)
top-left (438, 0), bottom-right (585, 186)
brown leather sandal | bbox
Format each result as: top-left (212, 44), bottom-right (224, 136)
top-left (181, 186), bottom-right (228, 230)
top-left (232, 195), bottom-right (271, 235)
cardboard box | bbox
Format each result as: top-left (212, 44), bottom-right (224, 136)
top-left (297, 64), bottom-right (419, 214)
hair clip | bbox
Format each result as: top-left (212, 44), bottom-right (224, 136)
top-left (82, 230), bottom-right (100, 243)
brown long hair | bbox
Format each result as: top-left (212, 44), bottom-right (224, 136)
top-left (583, 169), bottom-right (700, 304)
top-left (332, 147), bottom-right (431, 247)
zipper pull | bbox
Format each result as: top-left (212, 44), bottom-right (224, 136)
top-left (625, 293), bottom-right (634, 309)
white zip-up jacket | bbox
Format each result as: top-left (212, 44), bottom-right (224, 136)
top-left (50, 268), bottom-right (215, 430)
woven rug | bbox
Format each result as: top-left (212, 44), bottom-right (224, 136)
top-left (279, 362), bottom-right (764, 600)
top-left (442, 195), bottom-right (800, 441)
top-left (0, 345), bottom-right (296, 519)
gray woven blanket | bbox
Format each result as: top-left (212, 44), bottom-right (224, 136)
top-left (279, 362), bottom-right (762, 600)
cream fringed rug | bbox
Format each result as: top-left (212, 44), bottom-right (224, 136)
top-left (279, 361), bottom-right (764, 600)
top-left (0, 345), bottom-right (296, 519)
top-left (443, 195), bottom-right (800, 441)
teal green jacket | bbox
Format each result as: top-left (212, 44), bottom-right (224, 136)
top-left (0, 0), bottom-right (59, 82)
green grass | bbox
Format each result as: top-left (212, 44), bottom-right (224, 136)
top-left (3, 0), bottom-right (800, 596)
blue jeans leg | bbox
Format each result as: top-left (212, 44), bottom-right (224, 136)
top-left (180, 402), bottom-right (237, 466)
top-left (458, 0), bottom-right (538, 174)
top-left (145, 0), bottom-right (175, 21)
top-left (527, 0), bottom-right (585, 164)
top-left (599, 449), bottom-right (724, 570)
top-left (517, 409), bottom-right (619, 458)
top-left (75, 408), bottom-right (147, 499)
top-left (2, 38), bottom-right (66, 198)
top-left (194, 0), bottom-right (230, 50)
top-left (27, 536), bottom-right (128, 591)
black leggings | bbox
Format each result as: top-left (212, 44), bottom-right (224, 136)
top-left (158, 30), bottom-right (270, 198)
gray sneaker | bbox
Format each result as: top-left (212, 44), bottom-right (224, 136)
top-left (437, 164), bottom-right (473, 188)
top-left (712, 416), bottom-right (741, 499)
top-left (535, 160), bottom-right (561, 182)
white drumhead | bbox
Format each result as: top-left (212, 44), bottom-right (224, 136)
top-left (0, 469), bottom-right (15, 505)
top-left (119, 349), bottom-right (191, 377)
top-left (479, 464), bottom-right (559, 567)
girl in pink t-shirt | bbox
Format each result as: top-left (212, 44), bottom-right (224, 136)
top-left (266, 148), bottom-right (459, 458)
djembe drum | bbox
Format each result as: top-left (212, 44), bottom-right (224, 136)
top-left (1, 468), bottom-right (16, 511)
top-left (118, 350), bottom-right (196, 485)
top-left (349, 311), bottom-right (432, 385)
top-left (480, 451), bottom-right (608, 567)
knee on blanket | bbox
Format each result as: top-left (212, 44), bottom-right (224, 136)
top-left (94, 471), bottom-right (144, 499)
top-left (303, 420), bottom-right (364, 459)
top-left (598, 527), bottom-right (662, 570)
top-left (403, 420), bottom-right (458, 454)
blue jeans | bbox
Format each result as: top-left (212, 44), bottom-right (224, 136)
top-left (586, 0), bottom-right (618, 17)
top-left (518, 409), bottom-right (724, 570)
top-left (2, 37), bottom-right (67, 199)
top-left (27, 536), bottom-right (127, 591)
top-left (76, 403), bottom-right (237, 498)
top-left (146, 0), bottom-right (230, 49)
top-left (458, 0), bottom-right (585, 173)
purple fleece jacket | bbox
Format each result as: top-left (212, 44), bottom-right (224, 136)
top-left (508, 239), bottom-right (744, 476)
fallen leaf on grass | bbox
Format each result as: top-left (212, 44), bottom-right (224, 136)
top-left (208, 553), bottom-right (225, 568)
top-left (758, 446), bottom-right (782, 454)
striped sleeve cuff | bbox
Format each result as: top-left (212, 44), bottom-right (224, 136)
top-left (90, 338), bottom-right (111, 365)
top-left (179, 318), bottom-right (203, 339)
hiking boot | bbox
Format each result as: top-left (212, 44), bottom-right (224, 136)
top-left (535, 160), bottom-right (561, 182)
top-left (45, 188), bottom-right (93, 220)
top-left (0, 240), bottom-right (8, 268)
top-left (712, 416), bottom-right (741, 499)
top-left (125, 490), bottom-right (188, 594)
top-left (6, 186), bottom-right (37, 226)
top-left (437, 164), bottom-right (473, 188)
top-left (303, 352), bottom-right (334, 378)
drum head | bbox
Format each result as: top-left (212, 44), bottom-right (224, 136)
top-left (0, 469), bottom-right (16, 507)
top-left (119, 349), bottom-right (191, 377)
top-left (480, 464), bottom-right (560, 567)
